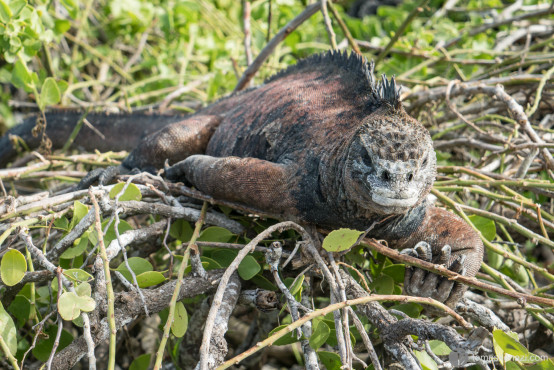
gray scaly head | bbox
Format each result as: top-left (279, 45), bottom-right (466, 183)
top-left (342, 64), bottom-right (437, 216)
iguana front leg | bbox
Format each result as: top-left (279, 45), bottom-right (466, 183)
top-left (166, 154), bottom-right (297, 217)
top-left (394, 207), bottom-right (484, 307)
top-left (78, 115), bottom-right (222, 188)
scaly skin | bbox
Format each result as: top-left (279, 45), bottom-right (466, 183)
top-left (0, 51), bottom-right (483, 307)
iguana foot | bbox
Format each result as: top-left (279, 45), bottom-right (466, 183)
top-left (78, 165), bottom-right (124, 189)
top-left (401, 241), bottom-right (467, 306)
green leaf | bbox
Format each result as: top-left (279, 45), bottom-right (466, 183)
top-left (211, 249), bottom-right (237, 267)
top-left (372, 275), bottom-right (394, 295)
top-left (0, 0), bottom-right (12, 23)
top-left (317, 351), bottom-right (342, 370)
top-left (198, 226), bottom-right (234, 243)
top-left (414, 350), bottom-right (439, 370)
top-left (129, 354), bottom-right (152, 370)
top-left (68, 201), bottom-right (89, 230)
top-left (383, 264), bottom-right (405, 283)
top-left (1, 249), bottom-right (27, 286)
top-left (39, 77), bottom-right (61, 110)
top-left (9, 0), bottom-right (26, 17)
top-left (8, 295), bottom-right (31, 324)
top-left (326, 329), bottom-right (356, 347)
top-left (116, 257), bottom-right (153, 281)
top-left (60, 235), bottom-right (89, 259)
top-left (58, 291), bottom-right (96, 320)
top-left (89, 219), bottom-right (133, 246)
top-left (33, 326), bottom-right (73, 361)
top-left (170, 301), bottom-right (188, 338)
top-left (468, 215), bottom-right (496, 241)
top-left (309, 320), bottom-right (330, 350)
top-left (63, 268), bottom-right (93, 283)
top-left (135, 271), bottom-right (166, 288)
top-left (75, 282), bottom-right (92, 297)
top-left (109, 182), bottom-right (142, 201)
top-left (0, 303), bottom-right (17, 356)
top-left (268, 324), bottom-right (299, 346)
top-left (54, 216), bottom-right (69, 231)
top-left (493, 328), bottom-right (530, 365)
top-left (286, 274), bottom-right (305, 297)
top-left (249, 274), bottom-right (278, 291)
top-left (322, 228), bottom-right (363, 252)
top-left (169, 219), bottom-right (193, 242)
top-left (200, 256), bottom-right (222, 270)
top-left (12, 61), bottom-right (31, 90)
top-left (54, 19), bottom-right (71, 34)
top-left (238, 255), bottom-right (261, 280)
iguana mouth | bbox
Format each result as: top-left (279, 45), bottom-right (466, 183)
top-left (371, 193), bottom-right (418, 208)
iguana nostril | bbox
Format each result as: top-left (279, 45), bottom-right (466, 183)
top-left (407, 173), bottom-right (414, 181)
top-left (382, 170), bottom-right (390, 182)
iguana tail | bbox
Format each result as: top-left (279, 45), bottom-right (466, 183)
top-left (0, 110), bottom-right (187, 168)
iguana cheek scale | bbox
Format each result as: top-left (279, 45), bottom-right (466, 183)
top-left (0, 51), bottom-right (484, 307)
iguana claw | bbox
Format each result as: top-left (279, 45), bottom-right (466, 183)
top-left (403, 242), bottom-right (466, 305)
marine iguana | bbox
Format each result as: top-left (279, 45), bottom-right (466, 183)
top-left (0, 51), bottom-right (483, 306)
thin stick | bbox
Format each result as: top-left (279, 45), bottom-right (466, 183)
top-left (153, 202), bottom-right (208, 369)
top-left (328, 2), bottom-right (361, 55)
top-left (234, 3), bottom-right (320, 91)
top-left (375, 0), bottom-right (429, 66)
top-left (217, 294), bottom-right (470, 369)
top-left (243, 0), bottom-right (253, 66)
top-left (89, 190), bottom-right (116, 370)
top-left (320, 0), bottom-right (337, 49)
top-left (198, 221), bottom-right (310, 369)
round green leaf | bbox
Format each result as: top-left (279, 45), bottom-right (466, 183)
top-left (309, 321), bottom-right (330, 350)
top-left (136, 271), bottom-right (166, 288)
top-left (89, 219), bottom-right (134, 247)
top-left (116, 257), bottom-right (153, 281)
top-left (169, 219), bottom-right (193, 242)
top-left (322, 228), bottom-right (363, 252)
top-left (383, 264), bottom-right (405, 283)
top-left (109, 182), bottom-right (142, 201)
top-left (58, 292), bottom-right (82, 321)
top-left (238, 255), bottom-right (261, 280)
top-left (198, 226), bottom-right (234, 243)
top-left (211, 249), bottom-right (238, 267)
top-left (0, 303), bottom-right (17, 356)
top-left (1, 249), bottom-right (27, 286)
top-left (171, 301), bottom-right (188, 338)
top-left (75, 282), bottom-right (92, 297)
top-left (317, 351), bottom-right (342, 370)
top-left (39, 77), bottom-right (61, 110)
top-left (58, 291), bottom-right (96, 321)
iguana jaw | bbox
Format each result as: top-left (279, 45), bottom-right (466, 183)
top-left (371, 193), bottom-right (419, 208)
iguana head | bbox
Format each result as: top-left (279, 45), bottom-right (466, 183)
top-left (343, 108), bottom-right (436, 216)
